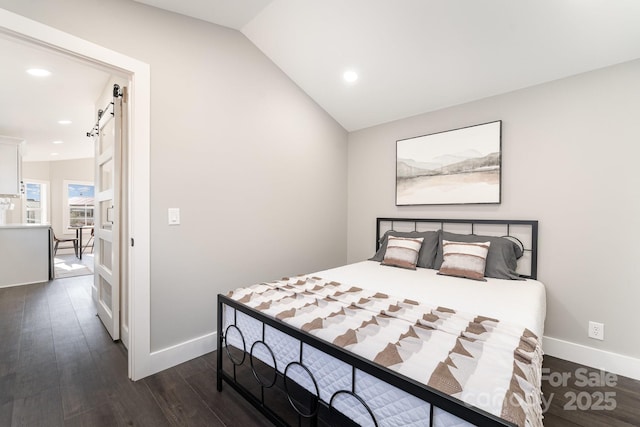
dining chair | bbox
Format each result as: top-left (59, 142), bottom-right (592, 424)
top-left (84, 228), bottom-right (95, 254)
top-left (53, 232), bottom-right (80, 258)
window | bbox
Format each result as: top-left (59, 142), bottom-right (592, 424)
top-left (23, 180), bottom-right (49, 224)
top-left (64, 181), bottom-right (95, 229)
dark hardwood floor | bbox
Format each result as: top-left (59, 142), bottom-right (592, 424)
top-left (0, 275), bottom-right (272, 427)
top-left (541, 356), bottom-right (640, 427)
top-left (1, 275), bottom-right (638, 426)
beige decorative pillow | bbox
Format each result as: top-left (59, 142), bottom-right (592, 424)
top-left (381, 236), bottom-right (424, 270)
top-left (438, 240), bottom-right (491, 281)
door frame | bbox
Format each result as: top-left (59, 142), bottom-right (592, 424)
top-left (0, 8), bottom-right (152, 380)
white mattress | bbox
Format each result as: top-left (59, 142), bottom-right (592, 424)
top-left (314, 261), bottom-right (547, 338)
top-left (223, 261), bottom-right (547, 427)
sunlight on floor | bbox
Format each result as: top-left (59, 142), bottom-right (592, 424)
top-left (55, 261), bottom-right (86, 271)
top-left (54, 253), bottom-right (94, 278)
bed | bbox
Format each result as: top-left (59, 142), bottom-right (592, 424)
top-left (217, 218), bottom-right (546, 427)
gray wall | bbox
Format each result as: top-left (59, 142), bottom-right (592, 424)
top-left (7, 0), bottom-right (637, 364)
top-left (1, 0), bottom-right (348, 352)
top-left (347, 59), bottom-right (640, 359)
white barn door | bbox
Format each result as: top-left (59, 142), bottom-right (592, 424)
top-left (92, 85), bottom-right (124, 342)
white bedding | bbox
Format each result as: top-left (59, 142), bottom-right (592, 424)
top-left (314, 260), bottom-right (546, 338)
top-left (223, 260), bottom-right (547, 427)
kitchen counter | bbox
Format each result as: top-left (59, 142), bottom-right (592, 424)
top-left (0, 223), bottom-right (51, 229)
top-left (0, 224), bottom-right (52, 287)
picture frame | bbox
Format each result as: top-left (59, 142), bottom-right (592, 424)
top-left (396, 120), bottom-right (502, 206)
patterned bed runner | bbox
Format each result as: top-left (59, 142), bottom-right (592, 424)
top-left (228, 275), bottom-right (543, 427)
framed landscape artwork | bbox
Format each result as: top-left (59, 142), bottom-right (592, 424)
top-left (396, 120), bottom-right (502, 205)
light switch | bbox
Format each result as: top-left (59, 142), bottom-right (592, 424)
top-left (168, 208), bottom-right (180, 225)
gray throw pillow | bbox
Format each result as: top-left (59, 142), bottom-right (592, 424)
top-left (370, 230), bottom-right (439, 269)
top-left (434, 231), bottom-right (524, 280)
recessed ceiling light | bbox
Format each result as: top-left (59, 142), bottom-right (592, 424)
top-left (52, 140), bottom-right (64, 144)
top-left (58, 120), bottom-right (72, 125)
top-left (26, 68), bottom-right (51, 77)
top-left (343, 70), bottom-right (358, 83)
top-left (50, 152), bottom-right (59, 156)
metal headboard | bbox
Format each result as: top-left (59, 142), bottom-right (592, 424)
top-left (376, 217), bottom-right (538, 280)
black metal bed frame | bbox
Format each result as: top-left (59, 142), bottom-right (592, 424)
top-left (217, 218), bottom-right (539, 427)
top-left (376, 218), bottom-right (538, 280)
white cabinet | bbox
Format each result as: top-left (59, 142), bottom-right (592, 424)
top-left (0, 225), bottom-right (52, 287)
top-left (0, 136), bottom-right (23, 196)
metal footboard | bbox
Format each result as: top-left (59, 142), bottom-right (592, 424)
top-left (217, 294), bottom-right (516, 427)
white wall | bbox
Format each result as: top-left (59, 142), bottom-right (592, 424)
top-left (48, 158), bottom-right (95, 238)
top-left (347, 59), bottom-right (640, 374)
top-left (18, 161), bottom-right (51, 226)
top-left (21, 160), bottom-right (50, 182)
top-left (10, 159), bottom-right (94, 238)
top-left (4, 160), bottom-right (50, 225)
top-left (0, 1), bottom-right (348, 354)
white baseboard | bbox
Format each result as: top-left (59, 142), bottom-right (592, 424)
top-left (146, 332), bottom-right (640, 382)
top-left (543, 336), bottom-right (640, 381)
top-left (0, 280), bottom-right (46, 289)
top-left (149, 332), bottom-right (217, 375)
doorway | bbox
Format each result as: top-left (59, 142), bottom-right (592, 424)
top-left (0, 8), bottom-right (152, 380)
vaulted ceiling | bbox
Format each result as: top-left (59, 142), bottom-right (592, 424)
top-left (136, 0), bottom-right (640, 130)
top-left (3, 1), bottom-right (640, 161)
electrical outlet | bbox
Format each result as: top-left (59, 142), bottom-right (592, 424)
top-left (588, 321), bottom-right (604, 340)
